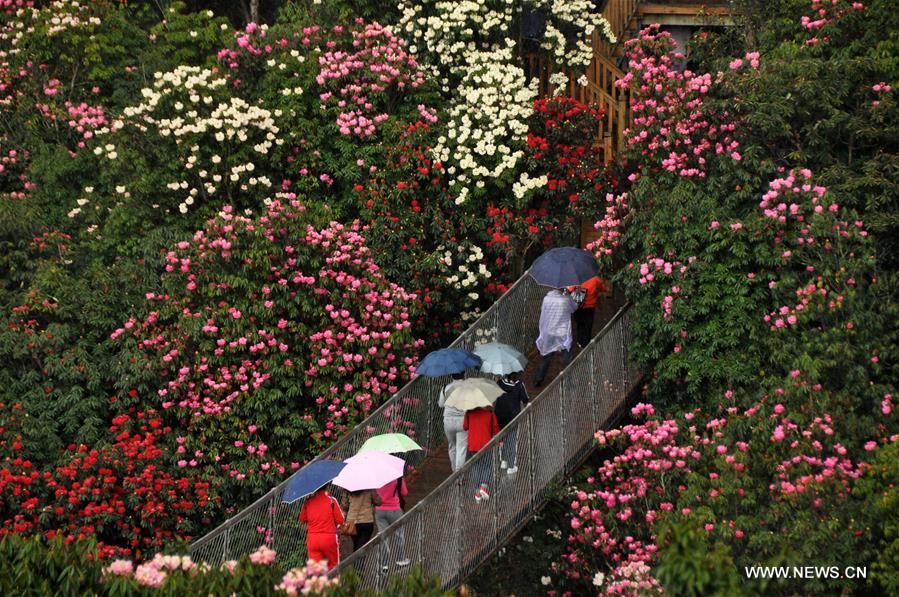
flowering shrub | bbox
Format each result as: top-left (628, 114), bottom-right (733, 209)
top-left (355, 121), bottom-right (495, 335)
top-left (71, 64), bottom-right (282, 234)
top-left (396, 0), bottom-right (615, 206)
top-left (616, 25), bottom-right (755, 179)
top-left (0, 534), bottom-right (452, 595)
top-left (214, 18), bottom-right (436, 212)
top-left (546, 6), bottom-right (898, 594)
top-left (488, 97), bottom-right (615, 272)
top-left (0, 409), bottom-right (215, 556)
top-left (111, 196), bottom-right (421, 502)
top-left (547, 398), bottom-right (895, 594)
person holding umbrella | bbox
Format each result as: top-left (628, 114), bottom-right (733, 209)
top-left (299, 486), bottom-right (345, 570)
top-left (534, 288), bottom-right (578, 387)
top-left (445, 378), bottom-right (504, 502)
top-left (281, 460), bottom-right (346, 570)
top-left (344, 489), bottom-right (380, 552)
top-left (439, 372), bottom-right (468, 472)
top-left (376, 476), bottom-right (411, 569)
top-left (331, 451), bottom-right (410, 570)
top-left (415, 347), bottom-right (481, 472)
top-left (567, 275), bottom-right (608, 348)
top-left (528, 247), bottom-right (599, 386)
top-left (474, 342), bottom-right (529, 476)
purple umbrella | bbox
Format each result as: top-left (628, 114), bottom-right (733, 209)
top-left (331, 451), bottom-right (406, 492)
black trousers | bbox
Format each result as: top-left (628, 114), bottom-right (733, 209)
top-left (573, 307), bottom-right (595, 348)
top-left (535, 349), bottom-right (572, 386)
top-left (352, 522), bottom-right (375, 551)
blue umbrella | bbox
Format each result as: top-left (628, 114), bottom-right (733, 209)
top-left (281, 460), bottom-right (346, 503)
top-left (415, 348), bottom-right (482, 377)
top-left (528, 247), bottom-right (599, 288)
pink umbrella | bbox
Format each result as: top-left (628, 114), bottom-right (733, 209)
top-left (332, 451), bottom-right (406, 492)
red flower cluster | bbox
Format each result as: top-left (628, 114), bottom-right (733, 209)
top-left (488, 97), bottom-right (611, 261)
top-left (0, 407), bottom-right (216, 557)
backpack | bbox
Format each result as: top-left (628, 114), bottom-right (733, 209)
top-left (571, 287), bottom-right (587, 306)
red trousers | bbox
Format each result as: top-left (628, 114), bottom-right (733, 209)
top-left (307, 532), bottom-right (340, 569)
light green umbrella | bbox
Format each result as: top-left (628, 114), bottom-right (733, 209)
top-left (357, 433), bottom-right (422, 454)
top-left (444, 378), bottom-right (504, 411)
top-left (474, 342), bottom-right (528, 375)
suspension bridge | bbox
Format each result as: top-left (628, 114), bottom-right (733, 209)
top-left (190, 271), bottom-right (641, 589)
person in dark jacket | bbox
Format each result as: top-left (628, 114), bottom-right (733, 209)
top-left (494, 372), bottom-right (529, 474)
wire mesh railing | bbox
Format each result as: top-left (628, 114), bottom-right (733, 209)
top-left (332, 305), bottom-right (639, 589)
top-left (190, 272), bottom-right (546, 565)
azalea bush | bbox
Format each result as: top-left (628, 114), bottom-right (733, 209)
top-left (110, 196), bottom-right (421, 504)
top-left (396, 0), bottom-right (616, 207)
top-left (548, 398), bottom-right (896, 595)
top-left (0, 407), bottom-right (217, 556)
top-left (0, 535), bottom-right (451, 596)
top-left (354, 120), bottom-right (497, 338)
top-left (608, 21), bottom-right (894, 410)
top-left (539, 3), bottom-right (898, 594)
top-left (213, 17), bottom-right (437, 215)
top-left (487, 96), bottom-right (617, 274)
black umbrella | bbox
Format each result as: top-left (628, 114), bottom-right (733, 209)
top-left (528, 247), bottom-right (599, 288)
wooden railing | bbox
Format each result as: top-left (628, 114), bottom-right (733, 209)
top-left (522, 49), bottom-right (631, 163)
top-left (597, 0), bottom-right (642, 57)
top-left (520, 0), bottom-right (641, 162)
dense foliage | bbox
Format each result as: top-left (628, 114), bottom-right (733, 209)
top-left (537, 1), bottom-right (898, 594)
top-left (0, 0), bottom-right (602, 558)
top-left (0, 534), bottom-right (450, 596)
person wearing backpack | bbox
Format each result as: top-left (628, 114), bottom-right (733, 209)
top-left (375, 477), bottom-right (411, 570)
top-left (495, 372), bottom-right (529, 475)
top-left (299, 486), bottom-right (345, 570)
top-left (567, 275), bottom-right (607, 349)
top-left (344, 489), bottom-right (381, 552)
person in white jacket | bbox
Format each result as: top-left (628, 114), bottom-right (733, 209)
top-left (534, 289), bottom-right (578, 386)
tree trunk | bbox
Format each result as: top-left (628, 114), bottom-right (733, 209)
top-left (249, 0), bottom-right (260, 24)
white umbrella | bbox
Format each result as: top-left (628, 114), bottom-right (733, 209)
top-left (444, 378), bottom-right (504, 411)
top-left (474, 342), bottom-right (528, 375)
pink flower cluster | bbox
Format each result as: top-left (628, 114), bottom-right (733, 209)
top-left (316, 22), bottom-right (426, 137)
top-left (801, 0), bottom-right (865, 44)
top-left (278, 559), bottom-right (339, 595)
top-left (65, 101), bottom-right (109, 146)
top-left (587, 192), bottom-right (629, 258)
top-left (556, 397), bottom-right (893, 592)
top-left (630, 256), bottom-right (687, 320)
top-left (617, 26), bottom-right (751, 178)
top-left (105, 553), bottom-right (197, 588)
top-left (758, 169), bottom-right (870, 331)
top-left (112, 196), bottom-right (421, 479)
top-left (248, 544), bottom-right (276, 565)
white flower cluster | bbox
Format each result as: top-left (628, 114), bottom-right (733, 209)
top-left (396, 0), bottom-right (614, 205)
top-left (438, 243), bottom-right (491, 289)
top-left (44, 1), bottom-right (101, 36)
top-left (433, 45), bottom-right (537, 205)
top-left (512, 171), bottom-right (547, 200)
top-left (90, 66), bottom-right (282, 216)
top-left (0, 1), bottom-right (99, 55)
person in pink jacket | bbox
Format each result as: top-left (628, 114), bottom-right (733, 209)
top-left (375, 477), bottom-right (411, 570)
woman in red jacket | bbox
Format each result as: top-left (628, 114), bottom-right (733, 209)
top-left (464, 405), bottom-right (499, 502)
top-left (299, 487), bottom-right (345, 570)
